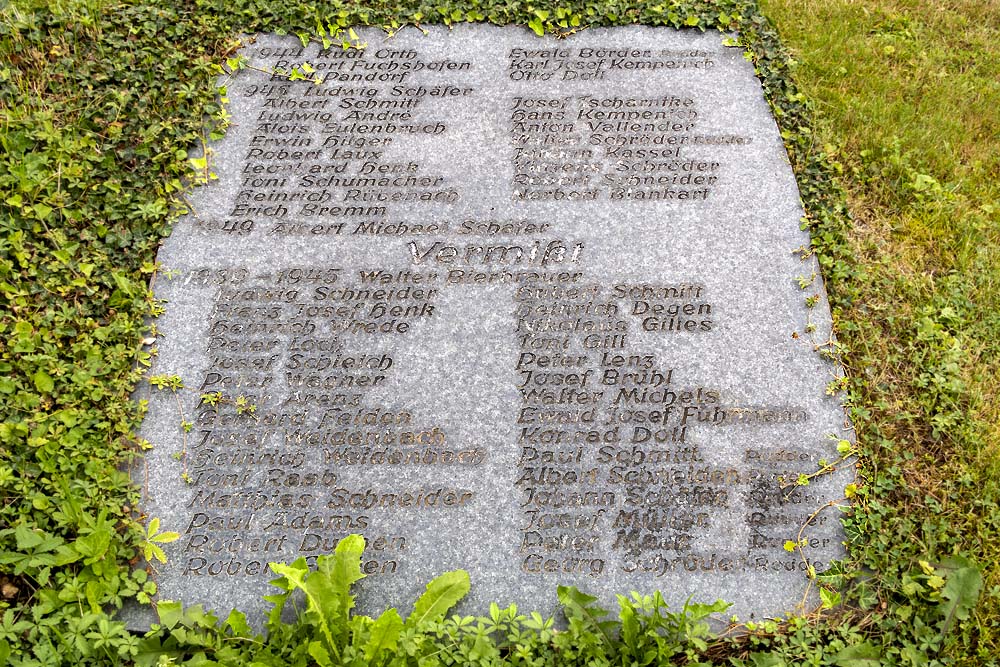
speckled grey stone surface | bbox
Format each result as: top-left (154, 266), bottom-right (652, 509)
top-left (129, 25), bottom-right (853, 629)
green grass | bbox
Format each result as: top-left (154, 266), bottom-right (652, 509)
top-left (1, 0), bottom-right (998, 664)
top-left (762, 0), bottom-right (1000, 660)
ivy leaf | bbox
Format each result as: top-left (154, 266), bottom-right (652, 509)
top-left (819, 587), bottom-right (841, 609)
top-left (157, 600), bottom-right (183, 629)
top-left (74, 528), bottom-right (111, 560)
top-left (15, 524), bottom-right (61, 552)
top-left (33, 203), bottom-right (53, 220)
top-left (33, 370), bottom-right (54, 393)
top-left (750, 652), bottom-right (787, 667)
top-left (528, 17), bottom-right (544, 36)
top-left (135, 635), bottom-right (182, 667)
top-left (833, 642), bottom-right (881, 667)
top-left (223, 609), bottom-right (253, 637)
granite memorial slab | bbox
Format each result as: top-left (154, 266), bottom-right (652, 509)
top-left (133, 24), bottom-right (854, 626)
